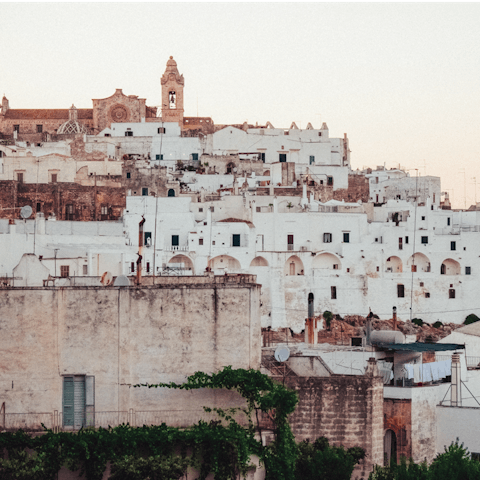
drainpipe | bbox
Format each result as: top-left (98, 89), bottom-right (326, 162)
top-left (451, 353), bottom-right (462, 406)
top-left (393, 306), bottom-right (397, 331)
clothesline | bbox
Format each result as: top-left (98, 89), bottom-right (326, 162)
top-left (403, 360), bottom-right (451, 383)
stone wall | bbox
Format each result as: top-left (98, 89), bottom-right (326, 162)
top-left (285, 373), bottom-right (384, 480)
top-left (200, 154), bottom-right (265, 176)
top-left (0, 276), bottom-right (261, 416)
top-left (0, 181), bottom-right (125, 221)
top-left (333, 174), bottom-right (370, 203)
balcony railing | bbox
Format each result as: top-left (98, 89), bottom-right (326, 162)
top-left (165, 245), bottom-right (189, 252)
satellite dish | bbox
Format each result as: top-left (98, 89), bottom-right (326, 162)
top-left (20, 205), bottom-right (32, 219)
top-left (274, 346), bottom-right (290, 363)
top-left (100, 271), bottom-right (113, 286)
top-left (113, 274), bottom-right (130, 286)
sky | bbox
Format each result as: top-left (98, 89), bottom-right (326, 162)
top-left (1, 2), bottom-right (479, 208)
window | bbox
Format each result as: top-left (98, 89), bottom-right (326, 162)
top-left (51, 173), bottom-right (57, 183)
top-left (405, 236), bottom-right (409, 244)
top-left (447, 218), bottom-right (451, 226)
top-left (260, 152), bottom-right (265, 163)
top-left (376, 177), bottom-right (379, 184)
top-left (327, 176), bottom-right (333, 186)
top-left (17, 172), bottom-right (24, 183)
top-left (13, 125), bottom-right (20, 133)
top-left (331, 286), bottom-right (337, 299)
top-left (279, 153), bottom-right (287, 162)
top-left (451, 241), bottom-right (456, 251)
top-left (421, 236), bottom-right (428, 244)
top-left (397, 284), bottom-right (405, 298)
top-left (83, 265), bottom-right (88, 275)
top-left (210, 207), bottom-right (215, 212)
top-left (101, 205), bottom-right (108, 215)
top-left (425, 292), bottom-right (430, 298)
top-left (346, 268), bottom-right (350, 273)
top-left (333, 264), bottom-right (339, 270)
top-left (421, 216), bottom-right (425, 221)
top-left (287, 234), bottom-right (294, 250)
top-left (376, 266), bottom-right (379, 272)
top-left (318, 132), bottom-right (322, 137)
top-left (130, 262), bottom-right (135, 273)
top-left (125, 131), bottom-right (133, 136)
top-left (449, 289), bottom-right (456, 299)
top-left (171, 235), bottom-right (179, 247)
top-left (63, 375), bottom-right (94, 428)
top-left (157, 127), bottom-right (165, 134)
top-left (66, 204), bottom-right (74, 220)
top-left (126, 172), bottom-right (131, 179)
top-left (36, 202), bottom-right (41, 212)
top-left (142, 187), bottom-right (148, 196)
top-left (192, 153), bottom-right (198, 161)
top-left (167, 189), bottom-right (175, 197)
top-left (411, 265), bottom-right (417, 272)
top-left (420, 282), bottom-right (424, 287)
top-left (232, 234), bottom-right (241, 247)
top-left (169, 91), bottom-right (176, 108)
top-left (309, 156), bottom-right (315, 165)
top-left (343, 232), bottom-right (350, 243)
top-left (466, 266), bottom-right (471, 275)
top-left (323, 233), bottom-right (332, 243)
top-left (144, 232), bottom-right (152, 246)
top-left (351, 337), bottom-right (362, 346)
top-left (60, 265), bottom-right (70, 278)
top-left (199, 238), bottom-right (204, 246)
top-left (36, 125), bottom-right (43, 133)
top-left (155, 154), bottom-right (164, 160)
top-left (398, 238), bottom-right (403, 250)
top-left (146, 262), bottom-right (150, 273)
top-left (441, 264), bottom-right (446, 275)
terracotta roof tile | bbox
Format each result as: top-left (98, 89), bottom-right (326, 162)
top-left (4, 109), bottom-right (93, 120)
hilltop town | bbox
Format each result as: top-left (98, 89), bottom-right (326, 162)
top-left (1, 57), bottom-right (479, 478)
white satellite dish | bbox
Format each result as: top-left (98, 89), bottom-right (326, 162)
top-left (20, 205), bottom-right (32, 219)
top-left (274, 346), bottom-right (290, 363)
top-left (100, 271), bottom-right (113, 286)
top-left (113, 274), bottom-right (130, 286)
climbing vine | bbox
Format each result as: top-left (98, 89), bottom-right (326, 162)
top-left (0, 366), bottom-right (364, 480)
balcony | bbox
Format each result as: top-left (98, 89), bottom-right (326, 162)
top-left (164, 245), bottom-right (189, 252)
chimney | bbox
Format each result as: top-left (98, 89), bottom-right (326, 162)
top-left (393, 306), bottom-right (397, 331)
top-left (365, 357), bottom-right (379, 377)
top-left (451, 353), bottom-right (462, 406)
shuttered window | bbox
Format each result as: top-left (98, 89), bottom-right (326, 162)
top-left (63, 375), bottom-right (94, 428)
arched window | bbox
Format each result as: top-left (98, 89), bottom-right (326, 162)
top-left (308, 293), bottom-right (314, 318)
top-left (169, 91), bottom-right (176, 108)
top-left (384, 429), bottom-right (397, 466)
top-left (167, 189), bottom-right (175, 197)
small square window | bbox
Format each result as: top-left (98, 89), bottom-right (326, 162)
top-left (142, 187), bottom-right (148, 196)
top-left (232, 234), bottom-right (241, 247)
top-left (327, 176), bottom-right (334, 186)
top-left (13, 125), bottom-right (19, 133)
top-left (346, 268), bottom-right (350, 273)
top-left (36, 125), bottom-right (43, 133)
top-left (309, 156), bottom-right (315, 165)
top-left (279, 153), bottom-right (287, 162)
top-left (449, 289), bottom-right (456, 299)
top-left (155, 154), bottom-right (163, 160)
top-left (376, 266), bottom-right (379, 272)
top-left (210, 207), bottom-right (215, 212)
top-left (199, 208), bottom-right (203, 212)
top-left (157, 127), bottom-right (165, 134)
top-left (17, 172), bottom-right (24, 183)
top-left (421, 236), bottom-right (428, 244)
top-left (212, 241), bottom-right (215, 245)
top-left (83, 265), bottom-right (88, 275)
top-left (425, 292), bottom-right (430, 298)
top-left (323, 233), bottom-right (332, 243)
top-left (343, 232), bottom-right (350, 243)
top-left (171, 235), bottom-right (179, 247)
top-left (126, 172), bottom-right (131, 179)
top-left (420, 282), bottom-right (424, 287)
top-left (125, 131), bottom-right (133, 136)
top-left (466, 266), bottom-right (471, 275)
top-left (421, 216), bottom-right (425, 221)
top-left (51, 173), bottom-right (57, 183)
top-left (60, 265), bottom-right (69, 278)
top-left (199, 238), bottom-right (204, 246)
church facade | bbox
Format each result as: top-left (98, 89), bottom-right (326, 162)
top-left (0, 57), bottom-right (213, 139)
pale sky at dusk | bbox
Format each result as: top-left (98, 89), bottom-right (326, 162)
top-left (1, 2), bottom-right (479, 208)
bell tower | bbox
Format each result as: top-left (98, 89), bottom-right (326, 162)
top-left (161, 56), bottom-right (184, 127)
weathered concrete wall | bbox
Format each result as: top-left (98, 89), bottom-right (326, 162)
top-left (384, 398), bottom-right (412, 462)
top-left (0, 276), bottom-right (261, 415)
top-left (436, 405), bottom-right (480, 455)
top-left (285, 374), bottom-right (383, 480)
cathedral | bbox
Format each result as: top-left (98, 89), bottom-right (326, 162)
top-left (0, 57), bottom-right (214, 140)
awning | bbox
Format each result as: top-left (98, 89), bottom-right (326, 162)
top-left (374, 342), bottom-right (465, 352)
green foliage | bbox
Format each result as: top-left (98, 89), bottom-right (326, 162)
top-left (109, 455), bottom-right (189, 480)
top-left (429, 440), bottom-right (480, 480)
top-left (412, 318), bottom-right (424, 327)
top-left (465, 314), bottom-right (480, 325)
top-left (369, 457), bottom-right (428, 480)
top-left (323, 311), bottom-right (333, 329)
top-left (433, 321), bottom-right (443, 329)
top-left (295, 437), bottom-right (365, 480)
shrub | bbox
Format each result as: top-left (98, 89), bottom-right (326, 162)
top-left (433, 321), bottom-right (443, 329)
top-left (323, 311), bottom-right (333, 330)
top-left (412, 318), bottom-right (424, 327)
top-left (464, 314), bottom-right (480, 326)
